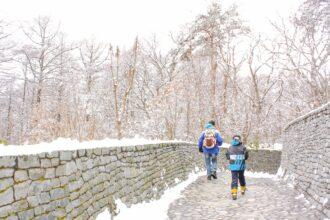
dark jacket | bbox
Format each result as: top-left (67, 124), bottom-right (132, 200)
top-left (225, 144), bottom-right (249, 171)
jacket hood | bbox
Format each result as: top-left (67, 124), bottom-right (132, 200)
top-left (205, 123), bottom-right (215, 129)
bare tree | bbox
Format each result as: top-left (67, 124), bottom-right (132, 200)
top-left (108, 38), bottom-right (138, 139)
top-left (273, 0), bottom-right (329, 112)
top-left (19, 16), bottom-right (72, 142)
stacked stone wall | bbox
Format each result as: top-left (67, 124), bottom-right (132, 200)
top-left (0, 142), bottom-right (281, 219)
top-left (280, 103), bottom-right (330, 219)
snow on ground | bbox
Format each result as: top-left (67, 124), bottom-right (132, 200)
top-left (96, 169), bottom-right (281, 220)
top-left (96, 168), bottom-right (204, 220)
top-left (96, 208), bottom-right (112, 220)
top-left (244, 171), bottom-right (277, 179)
top-left (0, 137), bottom-right (192, 157)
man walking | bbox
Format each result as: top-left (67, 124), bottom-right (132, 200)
top-left (198, 120), bottom-right (223, 180)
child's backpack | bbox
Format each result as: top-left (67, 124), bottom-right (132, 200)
top-left (203, 129), bottom-right (216, 148)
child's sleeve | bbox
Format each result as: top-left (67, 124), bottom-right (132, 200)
top-left (244, 147), bottom-right (249, 160)
top-left (225, 149), bottom-right (230, 160)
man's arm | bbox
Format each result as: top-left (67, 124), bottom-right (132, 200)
top-left (198, 133), bottom-right (204, 152)
top-left (215, 132), bottom-right (223, 146)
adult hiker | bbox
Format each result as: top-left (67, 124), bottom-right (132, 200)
top-left (198, 120), bottom-right (223, 180)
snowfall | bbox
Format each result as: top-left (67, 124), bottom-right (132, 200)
top-left (0, 137), bottom-right (284, 220)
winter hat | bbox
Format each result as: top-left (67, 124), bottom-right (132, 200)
top-left (232, 135), bottom-right (242, 141)
top-left (205, 123), bottom-right (214, 129)
top-left (208, 120), bottom-right (216, 126)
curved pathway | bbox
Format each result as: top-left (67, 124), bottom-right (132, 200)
top-left (168, 171), bottom-right (319, 220)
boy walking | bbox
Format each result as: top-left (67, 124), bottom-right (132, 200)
top-left (198, 120), bottom-right (223, 180)
top-left (226, 135), bottom-right (249, 200)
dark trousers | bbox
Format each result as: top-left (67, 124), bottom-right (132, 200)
top-left (231, 170), bottom-right (246, 189)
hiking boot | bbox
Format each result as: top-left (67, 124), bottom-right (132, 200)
top-left (231, 188), bottom-right (238, 200)
top-left (207, 175), bottom-right (212, 180)
top-left (211, 171), bottom-right (217, 179)
top-left (240, 186), bottom-right (246, 195)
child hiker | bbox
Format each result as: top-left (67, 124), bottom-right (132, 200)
top-left (225, 135), bottom-right (249, 200)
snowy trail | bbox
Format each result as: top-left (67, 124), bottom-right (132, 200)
top-left (96, 170), bottom-right (205, 220)
top-left (167, 171), bottom-right (319, 220)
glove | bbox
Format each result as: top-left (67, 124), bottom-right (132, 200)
top-left (199, 148), bottom-right (203, 153)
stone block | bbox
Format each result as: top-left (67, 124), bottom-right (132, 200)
top-left (40, 159), bottom-right (52, 168)
top-left (52, 208), bottom-right (66, 218)
top-left (14, 170), bottom-right (29, 182)
top-left (46, 151), bottom-right (59, 158)
top-left (60, 151), bottom-right (72, 161)
top-left (12, 200), bottom-right (29, 212)
top-left (0, 156), bottom-right (16, 168)
top-left (18, 155), bottom-right (40, 169)
top-left (50, 188), bottom-right (66, 200)
top-left (78, 149), bottom-right (86, 157)
top-left (0, 178), bottom-right (14, 191)
top-left (14, 180), bottom-right (31, 200)
top-left (28, 168), bottom-right (46, 180)
top-left (36, 214), bottom-right (56, 220)
top-left (0, 187), bottom-right (14, 206)
top-left (45, 168), bottom-right (55, 179)
top-left (0, 205), bottom-right (12, 218)
top-left (56, 161), bottom-right (77, 176)
top-left (37, 192), bottom-right (51, 204)
top-left (51, 158), bottom-right (60, 166)
top-left (27, 195), bottom-right (39, 207)
top-left (0, 168), bottom-right (14, 179)
top-left (28, 180), bottom-right (52, 196)
top-left (18, 209), bottom-right (34, 220)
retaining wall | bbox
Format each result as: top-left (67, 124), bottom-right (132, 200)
top-left (280, 102), bottom-right (330, 219)
top-left (0, 142), bottom-right (281, 219)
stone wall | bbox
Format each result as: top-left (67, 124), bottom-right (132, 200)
top-left (0, 142), bottom-right (281, 219)
top-left (218, 147), bottom-right (281, 174)
top-left (280, 102), bottom-right (330, 219)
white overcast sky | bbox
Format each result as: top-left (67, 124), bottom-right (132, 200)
top-left (0, 0), bottom-right (303, 50)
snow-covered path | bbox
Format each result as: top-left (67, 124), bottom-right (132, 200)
top-left (167, 171), bottom-right (319, 220)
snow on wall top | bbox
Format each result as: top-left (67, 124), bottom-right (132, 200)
top-left (284, 102), bottom-right (329, 131)
top-left (0, 137), bottom-right (193, 157)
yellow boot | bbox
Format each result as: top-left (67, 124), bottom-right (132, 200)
top-left (231, 188), bottom-right (237, 200)
top-left (240, 186), bottom-right (246, 195)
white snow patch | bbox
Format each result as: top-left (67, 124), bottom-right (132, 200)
top-left (322, 198), bottom-right (328, 206)
top-left (220, 143), bottom-right (231, 149)
top-left (96, 169), bottom-right (204, 220)
top-left (96, 208), bottom-right (112, 220)
top-left (287, 183), bottom-right (294, 188)
top-left (0, 137), bottom-right (192, 156)
top-left (276, 166), bottom-right (285, 178)
top-left (273, 143), bottom-right (283, 150)
top-left (244, 171), bottom-right (276, 179)
top-left (174, 178), bottom-right (180, 184)
top-left (257, 143), bottom-right (283, 150)
top-left (295, 194), bottom-right (305, 200)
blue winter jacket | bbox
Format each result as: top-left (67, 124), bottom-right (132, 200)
top-left (198, 124), bottom-right (223, 155)
top-left (225, 143), bottom-right (249, 171)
